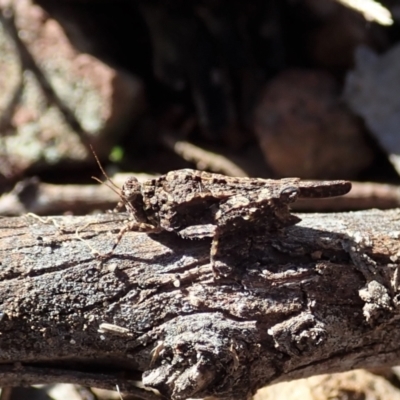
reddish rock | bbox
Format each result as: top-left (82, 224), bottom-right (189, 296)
top-left (0, 0), bottom-right (145, 181)
top-left (254, 69), bottom-right (374, 179)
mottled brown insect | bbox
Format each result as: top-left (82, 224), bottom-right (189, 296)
top-left (108, 169), bottom-right (351, 274)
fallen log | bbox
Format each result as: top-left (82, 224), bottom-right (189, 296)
top-left (0, 209), bottom-right (400, 399)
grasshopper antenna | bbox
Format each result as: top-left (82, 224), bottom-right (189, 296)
top-left (88, 145), bottom-right (155, 257)
top-left (90, 145), bottom-right (136, 215)
top-left (90, 145), bottom-right (125, 199)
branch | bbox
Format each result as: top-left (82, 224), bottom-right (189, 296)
top-left (1, 209), bottom-right (400, 399)
top-left (2, 176), bottom-right (400, 216)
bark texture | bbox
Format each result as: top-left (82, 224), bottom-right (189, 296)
top-left (1, 209), bottom-right (400, 399)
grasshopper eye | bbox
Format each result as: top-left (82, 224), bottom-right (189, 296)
top-left (280, 186), bottom-right (299, 203)
top-left (124, 177), bottom-right (140, 191)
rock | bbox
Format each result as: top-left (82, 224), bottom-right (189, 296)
top-left (254, 69), bottom-right (374, 179)
top-left (344, 44), bottom-right (400, 176)
top-left (0, 0), bottom-right (145, 182)
top-left (254, 369), bottom-right (400, 400)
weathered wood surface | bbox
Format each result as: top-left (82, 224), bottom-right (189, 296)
top-left (1, 209), bottom-right (400, 399)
